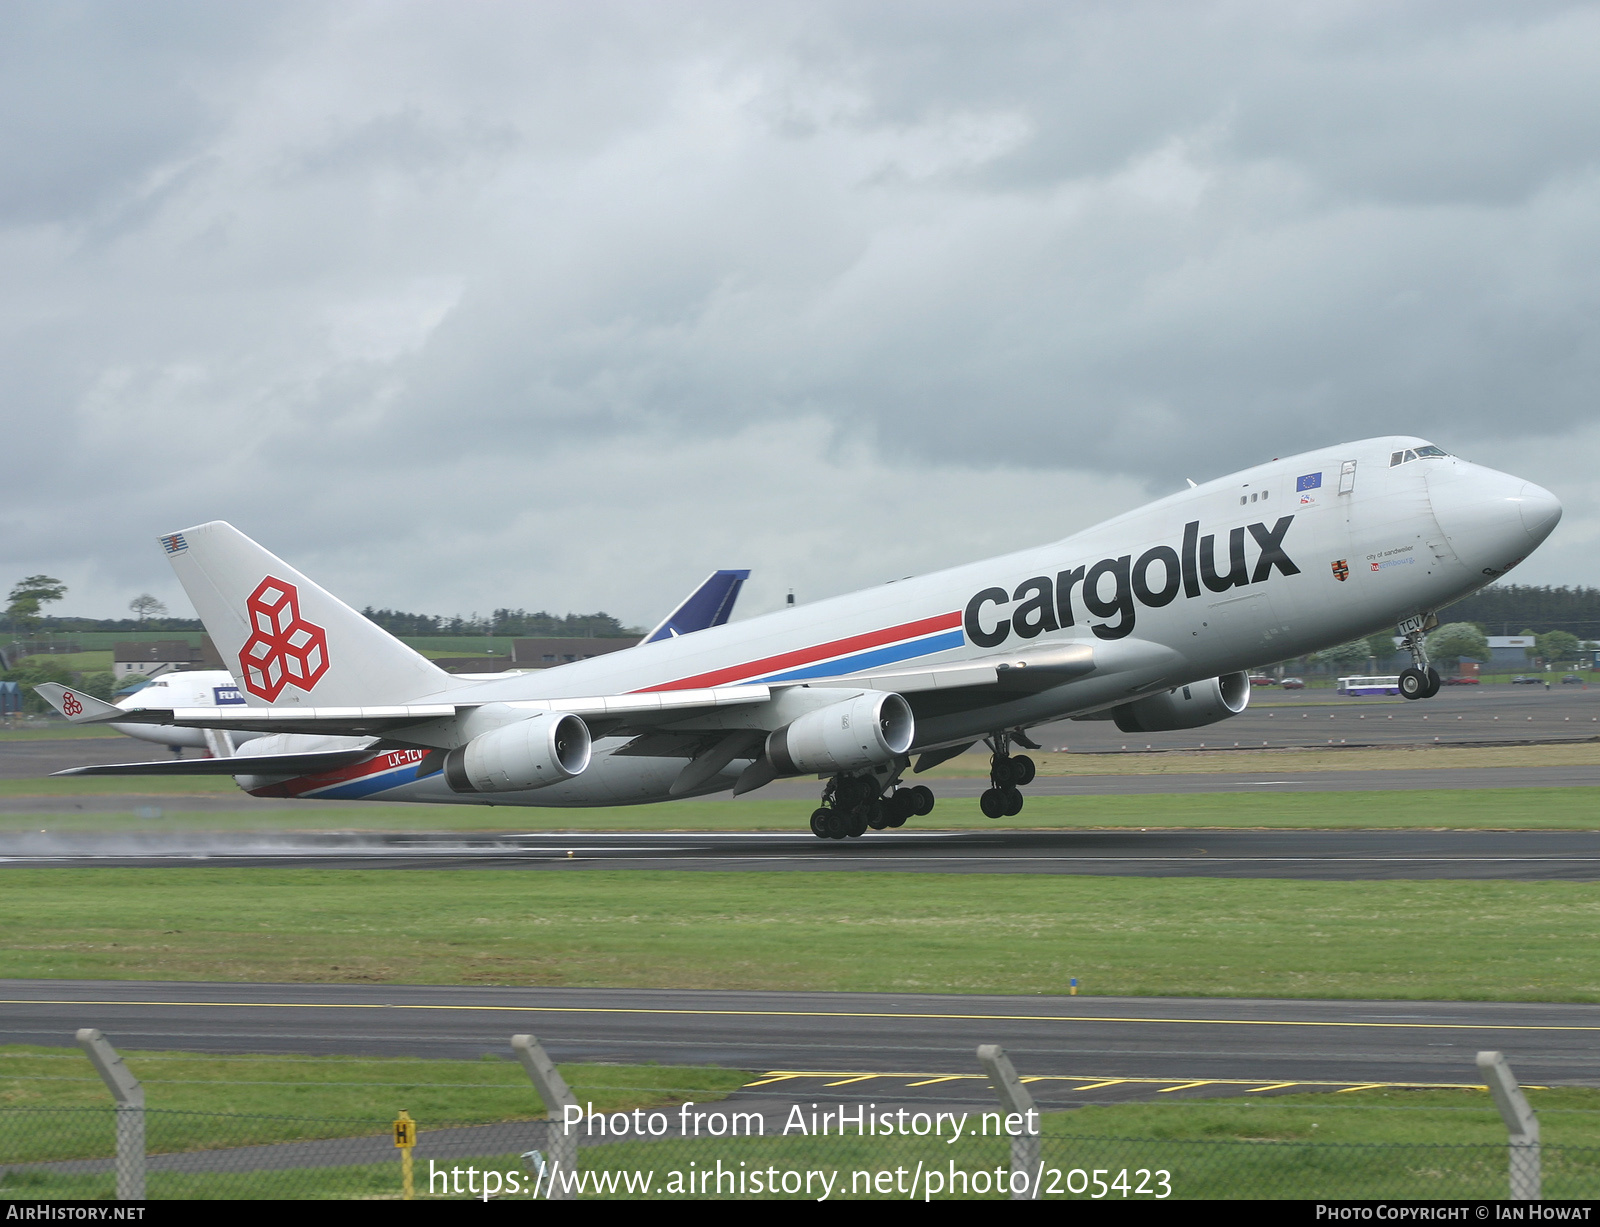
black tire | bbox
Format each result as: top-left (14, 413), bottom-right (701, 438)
top-left (1398, 667), bottom-right (1426, 700)
top-left (1002, 786), bottom-right (1024, 817)
top-left (809, 808), bottom-right (831, 838)
top-left (866, 802), bottom-right (889, 831)
top-left (980, 788), bottom-right (1007, 819)
top-left (886, 807), bottom-right (908, 828)
top-left (1011, 755), bottom-right (1036, 786)
top-left (1422, 667), bottom-right (1441, 698)
top-left (910, 785), bottom-right (935, 816)
top-left (824, 810), bottom-right (850, 839)
top-left (991, 757), bottom-right (1015, 787)
top-left (847, 808), bottom-right (870, 837)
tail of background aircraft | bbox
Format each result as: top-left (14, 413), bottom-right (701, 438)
top-left (643, 569), bottom-right (749, 643)
top-left (161, 522), bottom-right (468, 707)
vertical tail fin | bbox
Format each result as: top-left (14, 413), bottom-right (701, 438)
top-left (643, 569), bottom-right (749, 643)
top-left (161, 522), bottom-right (466, 706)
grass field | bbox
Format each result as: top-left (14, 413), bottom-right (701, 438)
top-left (0, 1044), bottom-right (744, 1124)
top-left (6, 786), bottom-right (1600, 833)
top-left (2, 869), bottom-right (1598, 1000)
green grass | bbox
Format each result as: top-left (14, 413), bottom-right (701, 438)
top-left (4, 869), bottom-right (1600, 1000)
top-left (6, 787), bottom-right (1600, 832)
top-left (0, 1044), bottom-right (746, 1137)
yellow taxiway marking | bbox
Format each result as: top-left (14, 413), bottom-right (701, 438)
top-left (745, 1071), bottom-right (1515, 1093)
top-left (4, 997), bottom-right (1598, 1034)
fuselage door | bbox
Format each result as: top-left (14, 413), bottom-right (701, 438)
top-left (1338, 460), bottom-right (1357, 495)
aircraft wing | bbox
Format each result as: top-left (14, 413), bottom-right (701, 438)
top-left (34, 681), bottom-right (773, 742)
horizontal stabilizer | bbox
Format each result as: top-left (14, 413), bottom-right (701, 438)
top-left (33, 684), bottom-right (122, 724)
top-left (53, 749), bottom-right (378, 778)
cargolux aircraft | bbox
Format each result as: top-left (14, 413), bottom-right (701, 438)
top-left (42, 438), bottom-right (1560, 839)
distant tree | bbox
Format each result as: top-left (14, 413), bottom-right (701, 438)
top-left (1426, 622), bottom-right (1490, 665)
top-left (0, 660), bottom-right (75, 713)
top-left (6, 575), bottom-right (66, 633)
top-left (1311, 639), bottom-right (1372, 668)
top-left (1521, 628), bottom-right (1540, 660)
top-left (1365, 632), bottom-right (1397, 663)
top-left (1537, 630), bottom-right (1581, 663)
top-left (128, 594), bottom-right (167, 623)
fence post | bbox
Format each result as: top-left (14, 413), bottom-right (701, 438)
top-left (512, 1035), bottom-right (578, 1200)
top-left (75, 1028), bottom-right (144, 1201)
top-left (1477, 1051), bottom-right (1540, 1200)
top-left (977, 1044), bottom-right (1041, 1200)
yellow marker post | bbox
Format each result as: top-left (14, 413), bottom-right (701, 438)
top-left (394, 1109), bottom-right (417, 1200)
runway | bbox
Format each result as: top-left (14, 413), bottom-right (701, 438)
top-left (5, 827), bottom-right (1600, 878)
top-left (4, 980), bottom-right (1594, 1110)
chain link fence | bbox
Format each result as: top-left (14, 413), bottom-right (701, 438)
top-left (6, 1106), bottom-right (1600, 1200)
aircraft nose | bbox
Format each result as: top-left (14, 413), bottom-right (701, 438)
top-left (1516, 481), bottom-right (1562, 545)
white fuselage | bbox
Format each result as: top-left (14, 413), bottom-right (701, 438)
top-left (233, 437), bottom-right (1559, 806)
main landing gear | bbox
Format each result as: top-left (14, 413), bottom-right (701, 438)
top-left (1397, 614), bottom-right (1441, 701)
top-left (980, 729), bottom-right (1038, 819)
top-left (809, 768), bottom-right (934, 840)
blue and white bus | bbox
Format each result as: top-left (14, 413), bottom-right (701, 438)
top-left (1337, 675), bottom-right (1401, 697)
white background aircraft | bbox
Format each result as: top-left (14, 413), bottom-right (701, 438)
top-left (45, 436), bottom-right (1560, 839)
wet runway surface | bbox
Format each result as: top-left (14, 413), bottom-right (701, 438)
top-left (6, 827), bottom-right (1600, 878)
top-left (5, 981), bottom-right (1595, 1107)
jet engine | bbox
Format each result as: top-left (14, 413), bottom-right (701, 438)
top-left (1111, 672), bottom-right (1251, 733)
top-left (444, 712), bottom-right (591, 794)
top-left (766, 692), bottom-right (914, 776)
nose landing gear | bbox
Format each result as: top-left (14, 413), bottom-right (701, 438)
top-left (1398, 614), bottom-right (1441, 700)
top-left (979, 729), bottom-right (1038, 818)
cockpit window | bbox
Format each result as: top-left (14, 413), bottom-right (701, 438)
top-left (1390, 444), bottom-right (1450, 467)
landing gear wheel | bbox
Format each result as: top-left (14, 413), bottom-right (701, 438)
top-left (1399, 667), bottom-right (1427, 700)
top-left (1010, 755), bottom-right (1036, 786)
top-left (1422, 667), bottom-right (1441, 698)
top-left (881, 791), bottom-right (915, 827)
top-left (810, 808), bottom-right (831, 838)
top-left (866, 801), bottom-right (890, 831)
top-left (847, 807), bottom-right (871, 837)
top-left (909, 785), bottom-right (935, 816)
top-left (824, 810), bottom-right (850, 839)
top-left (1002, 786), bottom-right (1024, 817)
top-left (980, 788), bottom-right (1008, 819)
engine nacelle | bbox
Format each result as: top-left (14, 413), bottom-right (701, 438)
top-left (766, 692), bottom-right (914, 776)
top-left (1112, 672), bottom-right (1251, 733)
top-left (444, 712), bottom-right (591, 794)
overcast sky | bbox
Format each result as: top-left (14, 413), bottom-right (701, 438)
top-left (3, 1), bottom-right (1598, 628)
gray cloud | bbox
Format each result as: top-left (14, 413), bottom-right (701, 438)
top-left (2, 1), bottom-right (1596, 625)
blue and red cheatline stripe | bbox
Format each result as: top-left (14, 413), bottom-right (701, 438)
top-left (247, 749), bottom-right (434, 799)
top-left (639, 611), bottom-right (965, 693)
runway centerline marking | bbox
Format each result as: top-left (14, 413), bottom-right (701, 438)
top-left (4, 997), bottom-right (1600, 1033)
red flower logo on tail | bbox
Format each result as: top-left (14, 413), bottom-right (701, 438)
top-left (239, 577), bottom-right (329, 701)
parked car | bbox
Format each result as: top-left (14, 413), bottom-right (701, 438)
top-left (1442, 675), bottom-right (1480, 685)
top-left (1279, 677), bottom-right (1305, 690)
top-left (1562, 674), bottom-right (1585, 685)
top-left (1512, 675), bottom-right (1543, 684)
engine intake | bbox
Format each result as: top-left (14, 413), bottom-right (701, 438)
top-left (766, 692), bottom-right (914, 776)
top-left (444, 712), bottom-right (591, 794)
top-left (1112, 672), bottom-right (1251, 733)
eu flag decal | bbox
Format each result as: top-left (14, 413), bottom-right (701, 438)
top-left (1296, 473), bottom-right (1322, 492)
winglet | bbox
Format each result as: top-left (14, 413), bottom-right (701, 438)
top-left (33, 683), bottom-right (123, 724)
